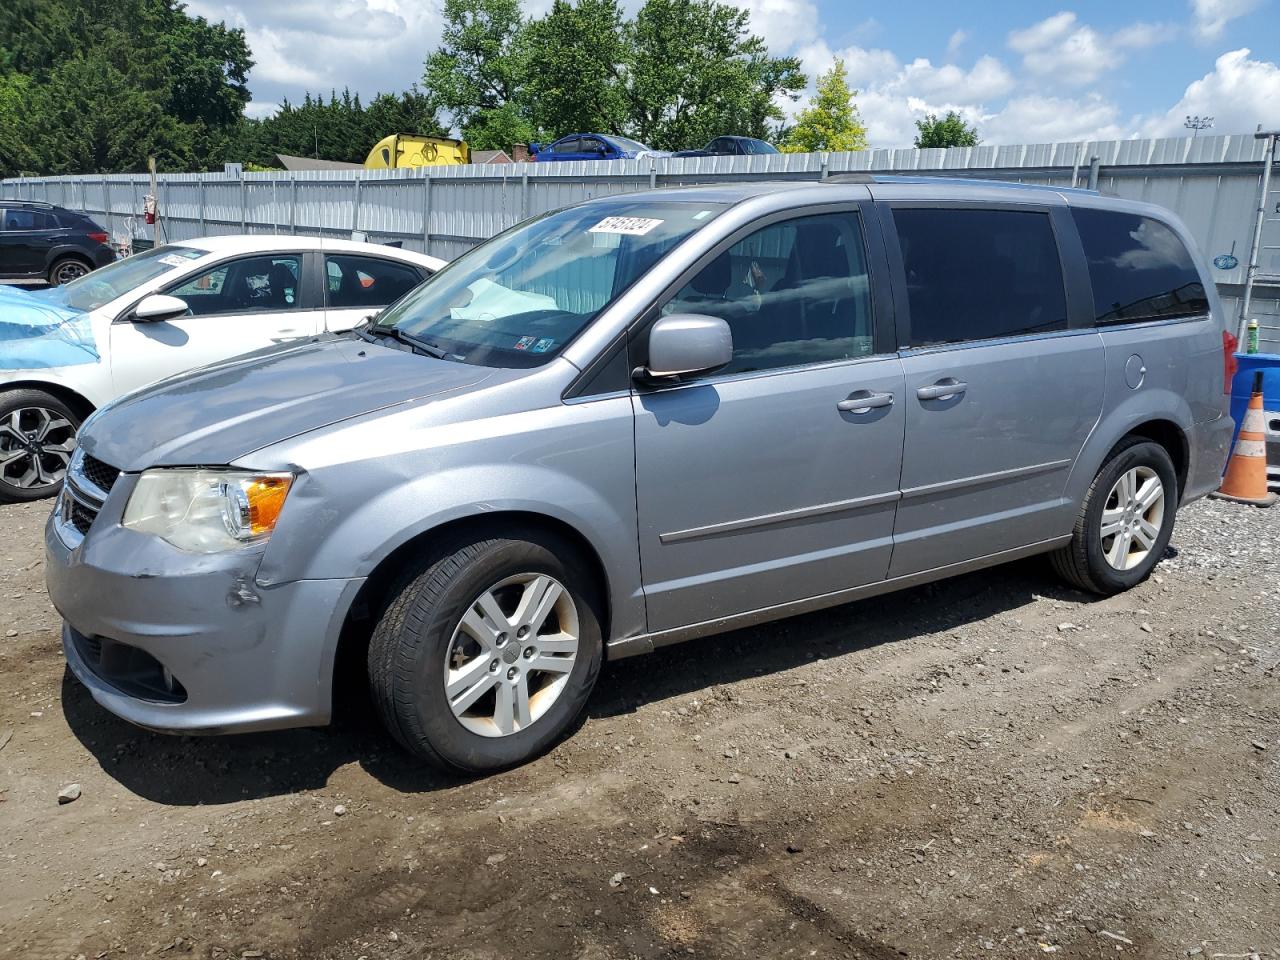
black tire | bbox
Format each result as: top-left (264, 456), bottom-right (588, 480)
top-left (368, 529), bottom-right (604, 773)
top-left (48, 256), bottom-right (91, 286)
top-left (1051, 438), bottom-right (1178, 595)
top-left (0, 389), bottom-right (82, 503)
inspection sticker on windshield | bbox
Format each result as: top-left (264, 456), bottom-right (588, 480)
top-left (531, 337), bottom-right (555, 353)
top-left (158, 254), bottom-right (194, 268)
top-left (589, 216), bottom-right (664, 236)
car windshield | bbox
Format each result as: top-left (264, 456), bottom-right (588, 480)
top-left (373, 199), bottom-right (727, 368)
top-left (36, 245), bottom-right (207, 312)
top-left (748, 140), bottom-right (779, 155)
top-left (608, 136), bottom-right (652, 153)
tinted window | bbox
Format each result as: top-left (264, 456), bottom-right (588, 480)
top-left (2, 209), bottom-right (54, 230)
top-left (1071, 208), bottom-right (1208, 324)
top-left (663, 212), bottom-right (875, 375)
top-left (326, 255), bottom-right (423, 308)
top-left (551, 138), bottom-right (581, 154)
top-left (168, 255), bottom-right (301, 317)
top-left (894, 208), bottom-right (1067, 347)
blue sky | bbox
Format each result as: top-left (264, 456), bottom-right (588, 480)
top-left (188, 0), bottom-right (1280, 146)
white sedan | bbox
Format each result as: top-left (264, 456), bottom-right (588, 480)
top-left (0, 235), bottom-right (444, 501)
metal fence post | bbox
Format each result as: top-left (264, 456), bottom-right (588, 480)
top-left (198, 177), bottom-right (206, 234)
top-left (1087, 156), bottom-right (1100, 191)
top-left (240, 171), bottom-right (247, 232)
top-left (520, 171), bottom-right (529, 221)
top-left (351, 174), bottom-right (363, 238)
top-left (103, 177), bottom-right (112, 238)
top-left (649, 157), bottom-right (657, 190)
top-left (290, 176), bottom-right (298, 235)
top-left (422, 171), bottom-right (432, 255)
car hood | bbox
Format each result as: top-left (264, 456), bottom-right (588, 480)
top-left (78, 335), bottom-right (496, 470)
top-left (0, 284), bottom-right (98, 370)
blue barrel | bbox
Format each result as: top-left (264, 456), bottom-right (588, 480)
top-left (1229, 352), bottom-right (1280, 443)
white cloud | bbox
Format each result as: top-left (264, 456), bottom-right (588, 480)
top-left (1189, 0), bottom-right (1262, 40)
top-left (1008, 12), bottom-right (1174, 86)
top-left (726, 0), bottom-right (820, 50)
top-left (982, 93), bottom-right (1132, 143)
top-left (1142, 47), bottom-right (1280, 136)
top-left (187, 0), bottom-right (443, 113)
top-left (946, 29), bottom-right (969, 58)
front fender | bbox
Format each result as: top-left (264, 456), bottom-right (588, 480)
top-left (252, 395), bottom-right (646, 641)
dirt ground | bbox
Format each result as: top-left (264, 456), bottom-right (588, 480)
top-left (1, 494), bottom-right (1277, 960)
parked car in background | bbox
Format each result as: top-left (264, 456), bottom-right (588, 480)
top-left (673, 136), bottom-right (779, 158)
top-left (0, 235), bottom-right (443, 502)
top-left (530, 134), bottom-right (665, 161)
top-left (47, 180), bottom-right (1233, 774)
top-left (0, 200), bottom-right (115, 286)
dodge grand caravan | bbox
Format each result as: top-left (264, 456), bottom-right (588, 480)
top-left (46, 179), bottom-right (1235, 772)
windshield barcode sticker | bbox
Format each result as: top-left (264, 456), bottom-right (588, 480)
top-left (589, 216), bottom-right (664, 236)
top-left (158, 254), bottom-right (193, 267)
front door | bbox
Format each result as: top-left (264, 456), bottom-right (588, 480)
top-left (633, 209), bottom-right (905, 633)
top-left (110, 252), bottom-right (317, 396)
top-left (884, 204), bottom-right (1104, 577)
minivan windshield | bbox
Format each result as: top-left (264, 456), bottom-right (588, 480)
top-left (35, 244), bottom-right (207, 312)
top-left (372, 199), bottom-right (727, 367)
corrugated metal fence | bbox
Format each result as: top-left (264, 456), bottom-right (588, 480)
top-left (4, 134), bottom-right (1278, 343)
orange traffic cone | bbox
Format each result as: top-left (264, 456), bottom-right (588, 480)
top-left (1212, 371), bottom-right (1279, 507)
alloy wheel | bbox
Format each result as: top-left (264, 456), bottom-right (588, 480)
top-left (1100, 465), bottom-right (1165, 571)
top-left (0, 407), bottom-right (77, 490)
top-left (443, 573), bottom-right (579, 737)
top-left (52, 260), bottom-right (89, 285)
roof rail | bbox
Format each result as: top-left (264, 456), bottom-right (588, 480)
top-left (0, 197), bottom-right (55, 208)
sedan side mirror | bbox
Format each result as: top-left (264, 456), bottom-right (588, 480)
top-left (638, 313), bottom-right (733, 381)
top-left (133, 293), bottom-right (189, 323)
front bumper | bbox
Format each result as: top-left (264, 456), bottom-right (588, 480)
top-left (46, 497), bottom-right (363, 734)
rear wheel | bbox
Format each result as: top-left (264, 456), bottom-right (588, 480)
top-left (1051, 438), bottom-right (1177, 595)
top-left (0, 389), bottom-right (81, 503)
top-left (368, 530), bottom-right (604, 773)
top-left (48, 256), bottom-right (90, 286)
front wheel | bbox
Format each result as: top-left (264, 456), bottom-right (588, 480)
top-left (0, 389), bottom-right (81, 503)
top-left (1051, 438), bottom-right (1178, 595)
top-left (368, 531), bottom-right (604, 773)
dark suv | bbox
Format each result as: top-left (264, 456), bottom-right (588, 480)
top-left (0, 200), bottom-right (114, 285)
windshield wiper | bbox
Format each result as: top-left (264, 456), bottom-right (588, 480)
top-left (364, 324), bottom-right (449, 359)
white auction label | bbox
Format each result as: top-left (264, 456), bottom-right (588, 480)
top-left (588, 216), bottom-right (664, 236)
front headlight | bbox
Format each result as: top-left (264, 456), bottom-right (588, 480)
top-left (122, 469), bottom-right (293, 553)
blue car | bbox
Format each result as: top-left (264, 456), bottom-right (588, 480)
top-left (530, 133), bottom-right (664, 162)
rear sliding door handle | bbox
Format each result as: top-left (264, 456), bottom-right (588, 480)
top-left (837, 390), bottom-right (894, 413)
top-left (916, 379), bottom-right (968, 401)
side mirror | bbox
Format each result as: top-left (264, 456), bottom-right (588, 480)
top-left (638, 314), bottom-right (733, 381)
top-left (133, 293), bottom-right (189, 323)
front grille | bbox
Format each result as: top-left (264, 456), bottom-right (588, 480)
top-left (66, 494), bottom-right (98, 535)
top-left (80, 454), bottom-right (120, 494)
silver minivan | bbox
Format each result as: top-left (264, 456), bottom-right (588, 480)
top-left (46, 179), bottom-right (1236, 771)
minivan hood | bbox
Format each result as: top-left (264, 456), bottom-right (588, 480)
top-left (79, 336), bottom-right (494, 470)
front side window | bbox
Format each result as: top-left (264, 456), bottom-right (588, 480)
top-left (373, 199), bottom-right (727, 368)
top-left (551, 138), bottom-right (581, 155)
top-left (326, 255), bottom-right (423, 309)
top-left (662, 211), bottom-right (875, 375)
top-left (168, 255), bottom-right (301, 317)
top-left (894, 207), bottom-right (1068, 347)
top-left (1071, 208), bottom-right (1208, 324)
top-left (41, 244), bottom-right (206, 312)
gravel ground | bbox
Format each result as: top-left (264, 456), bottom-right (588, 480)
top-left (0, 494), bottom-right (1277, 960)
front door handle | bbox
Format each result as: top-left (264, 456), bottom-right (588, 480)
top-left (916, 378), bottom-right (968, 401)
top-left (837, 390), bottom-right (894, 413)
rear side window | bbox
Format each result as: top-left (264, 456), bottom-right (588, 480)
top-left (2, 209), bottom-right (55, 230)
top-left (325, 255), bottom-right (423, 309)
top-left (1071, 208), bottom-right (1208, 324)
top-left (893, 208), bottom-right (1068, 347)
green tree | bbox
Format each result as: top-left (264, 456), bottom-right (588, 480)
top-left (913, 110), bottom-right (980, 149)
top-left (422, 0), bottom-right (534, 149)
top-left (779, 59), bottom-right (867, 153)
top-left (0, 0), bottom-right (252, 177)
top-left (520, 0), bottom-right (628, 139)
top-left (624, 0), bottom-right (803, 150)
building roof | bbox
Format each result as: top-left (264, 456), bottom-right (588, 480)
top-left (471, 150), bottom-right (512, 165)
top-left (275, 154), bottom-right (365, 172)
